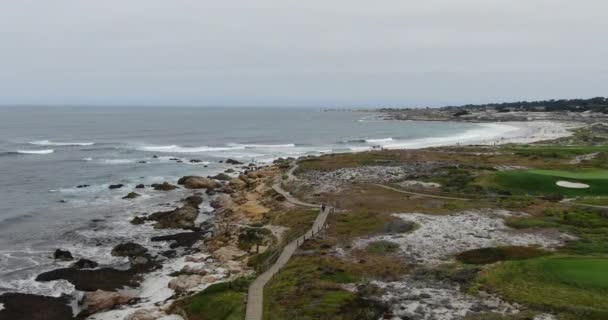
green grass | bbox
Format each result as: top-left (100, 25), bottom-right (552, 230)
top-left (456, 246), bottom-right (547, 265)
top-left (483, 169), bottom-right (608, 197)
top-left (270, 208), bottom-right (318, 244)
top-left (477, 256), bottom-right (608, 318)
top-left (172, 277), bottom-right (252, 320)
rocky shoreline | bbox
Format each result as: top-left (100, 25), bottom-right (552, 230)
top-left (0, 158), bottom-right (289, 320)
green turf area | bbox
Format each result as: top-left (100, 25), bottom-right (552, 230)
top-left (482, 169), bottom-right (608, 197)
top-left (171, 277), bottom-right (252, 320)
top-left (456, 246), bottom-right (547, 265)
top-left (476, 256), bottom-right (608, 318)
top-left (506, 207), bottom-right (608, 255)
top-left (544, 257), bottom-right (608, 290)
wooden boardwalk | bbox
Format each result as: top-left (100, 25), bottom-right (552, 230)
top-left (245, 164), bottom-right (331, 320)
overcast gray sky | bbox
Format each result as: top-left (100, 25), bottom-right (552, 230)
top-left (0, 0), bottom-right (606, 107)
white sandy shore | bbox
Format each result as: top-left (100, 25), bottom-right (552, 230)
top-left (378, 121), bottom-right (580, 150)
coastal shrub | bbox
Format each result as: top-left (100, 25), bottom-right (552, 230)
top-left (366, 240), bottom-right (400, 255)
top-left (237, 227), bottom-right (273, 253)
top-left (456, 246), bottom-right (547, 265)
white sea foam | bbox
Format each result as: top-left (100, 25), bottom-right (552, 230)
top-left (139, 145), bottom-right (245, 153)
top-left (102, 159), bottom-right (136, 164)
top-left (365, 137), bottom-right (393, 143)
top-left (228, 143), bottom-right (296, 148)
top-left (16, 149), bottom-right (54, 154)
top-left (30, 140), bottom-right (94, 146)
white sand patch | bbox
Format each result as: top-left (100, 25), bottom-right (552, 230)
top-left (556, 181), bottom-right (590, 189)
top-left (377, 278), bottom-right (520, 320)
top-left (355, 210), bottom-right (570, 265)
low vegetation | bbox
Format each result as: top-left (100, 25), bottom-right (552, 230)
top-left (456, 246), bottom-right (547, 265)
top-left (171, 277), bottom-right (252, 320)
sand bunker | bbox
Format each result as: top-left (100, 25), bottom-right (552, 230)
top-left (556, 181), bottom-right (590, 189)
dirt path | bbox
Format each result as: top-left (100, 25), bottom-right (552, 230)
top-left (372, 183), bottom-right (472, 201)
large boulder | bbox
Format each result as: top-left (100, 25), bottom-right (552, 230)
top-left (147, 206), bottom-right (199, 229)
top-left (210, 194), bottom-right (233, 209)
top-left (178, 176), bottom-right (219, 189)
top-left (151, 231), bottom-right (207, 248)
top-left (210, 173), bottom-right (232, 181)
top-left (168, 275), bottom-right (218, 293)
top-left (79, 290), bottom-right (132, 316)
top-left (53, 249), bottom-right (74, 261)
top-left (108, 184), bottom-right (124, 189)
top-left (111, 243), bottom-right (147, 257)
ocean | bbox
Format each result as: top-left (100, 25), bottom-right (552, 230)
top-left (0, 106), bottom-right (508, 297)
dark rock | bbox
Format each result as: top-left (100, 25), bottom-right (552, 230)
top-left (147, 205), bottom-right (199, 229)
top-left (205, 188), bottom-right (216, 196)
top-left (36, 268), bottom-right (139, 291)
top-left (130, 216), bottom-right (146, 225)
top-left (151, 182), bottom-right (178, 191)
top-left (224, 168), bottom-right (235, 173)
top-left (137, 161), bottom-right (147, 164)
top-left (190, 159), bottom-right (203, 163)
top-left (71, 258), bottom-right (98, 269)
top-left (135, 184), bottom-right (145, 189)
top-left (226, 158), bottom-right (243, 165)
top-left (176, 160), bottom-right (183, 163)
top-left (152, 155), bottom-right (159, 158)
top-left (53, 249), bottom-right (74, 261)
top-left (108, 184), bottom-right (124, 190)
top-left (122, 192), bottom-right (141, 199)
top-left (111, 242), bottom-right (147, 257)
top-left (170, 158), bottom-right (179, 161)
top-left (77, 184), bottom-right (90, 188)
top-left (0, 293), bottom-right (73, 320)
top-left (151, 231), bottom-right (207, 248)
top-left (160, 250), bottom-right (177, 259)
top-left (183, 195), bottom-right (203, 208)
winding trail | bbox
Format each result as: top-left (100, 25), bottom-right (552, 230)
top-left (245, 164), bottom-right (330, 320)
top-left (372, 183), bottom-right (472, 201)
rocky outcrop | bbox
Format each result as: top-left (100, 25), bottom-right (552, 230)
top-left (151, 182), bottom-right (178, 191)
top-left (125, 308), bottom-right (166, 320)
top-left (79, 290), bottom-right (132, 316)
top-left (130, 216), bottom-right (146, 225)
top-left (111, 242), bottom-right (147, 257)
top-left (122, 192), bottom-right (141, 199)
top-left (108, 184), bottom-right (124, 189)
top-left (53, 249), bottom-right (74, 261)
top-left (177, 176), bottom-right (219, 189)
top-left (168, 274), bottom-right (218, 293)
top-left (226, 158), bottom-right (243, 165)
top-left (229, 178), bottom-right (247, 190)
top-left (147, 205), bottom-right (199, 229)
top-left (70, 258), bottom-right (98, 269)
top-left (151, 231), bottom-right (207, 248)
top-left (183, 195), bottom-right (203, 208)
top-left (135, 184), bottom-right (145, 189)
top-left (36, 267), bottom-right (139, 291)
top-left (0, 293), bottom-right (73, 320)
